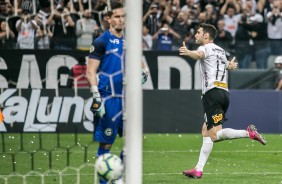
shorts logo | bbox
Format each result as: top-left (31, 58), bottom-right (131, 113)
top-left (212, 113), bottom-right (223, 124)
top-left (104, 128), bottom-right (113, 136)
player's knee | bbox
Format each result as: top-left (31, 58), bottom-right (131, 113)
top-left (201, 123), bottom-right (208, 136)
top-left (201, 130), bottom-right (207, 137)
top-left (209, 134), bottom-right (218, 142)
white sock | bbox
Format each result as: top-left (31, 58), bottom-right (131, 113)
top-left (195, 137), bottom-right (213, 172)
top-left (216, 128), bottom-right (249, 141)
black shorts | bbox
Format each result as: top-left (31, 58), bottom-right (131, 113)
top-left (202, 88), bottom-right (230, 130)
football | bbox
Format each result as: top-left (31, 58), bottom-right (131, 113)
top-left (95, 153), bottom-right (124, 182)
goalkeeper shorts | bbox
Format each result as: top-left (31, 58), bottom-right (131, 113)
top-left (93, 97), bottom-right (123, 144)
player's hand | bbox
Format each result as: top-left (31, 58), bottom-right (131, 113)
top-left (90, 97), bottom-right (105, 117)
top-left (227, 57), bottom-right (237, 71)
top-left (141, 68), bottom-right (149, 85)
top-left (179, 41), bottom-right (188, 56)
top-left (90, 86), bottom-right (105, 117)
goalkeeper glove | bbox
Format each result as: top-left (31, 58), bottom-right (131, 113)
top-left (90, 86), bottom-right (105, 117)
top-left (141, 67), bottom-right (149, 85)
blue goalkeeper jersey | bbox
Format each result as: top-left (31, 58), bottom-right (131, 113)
top-left (89, 30), bottom-right (124, 96)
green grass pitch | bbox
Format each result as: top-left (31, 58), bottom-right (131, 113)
top-left (0, 133), bottom-right (281, 184)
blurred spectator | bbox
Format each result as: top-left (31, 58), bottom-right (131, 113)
top-left (185, 10), bottom-right (206, 34)
top-left (235, 8), bottom-right (254, 68)
top-left (35, 24), bottom-right (53, 49)
top-left (15, 3), bottom-right (38, 49)
top-left (266, 0), bottom-right (282, 55)
top-left (94, 12), bottom-right (110, 38)
top-left (235, 5), bottom-right (268, 69)
top-left (205, 4), bottom-right (218, 26)
top-left (142, 24), bottom-right (153, 50)
top-left (220, 0), bottom-right (241, 15)
top-left (76, 9), bottom-right (99, 50)
top-left (181, 0), bottom-right (198, 14)
top-left (220, 4), bottom-right (241, 38)
top-left (152, 22), bottom-right (180, 51)
top-left (183, 30), bottom-right (196, 50)
top-left (199, 0), bottom-right (220, 12)
top-left (68, 0), bottom-right (84, 13)
top-left (93, 0), bottom-right (107, 12)
top-left (49, 5), bottom-right (76, 50)
top-left (250, 15), bottom-right (269, 69)
top-left (143, 0), bottom-right (152, 16)
top-left (274, 56), bottom-right (282, 91)
top-left (169, 0), bottom-right (181, 19)
top-left (67, 56), bottom-right (89, 88)
top-left (186, 8), bottom-right (199, 32)
top-left (242, 0), bottom-right (257, 14)
top-left (64, 0), bottom-right (81, 23)
top-left (198, 11), bottom-right (208, 24)
top-left (37, 0), bottom-right (53, 27)
top-left (181, 0), bottom-right (198, 33)
top-left (143, 3), bottom-right (163, 35)
top-left (0, 0), bottom-right (14, 16)
top-left (0, 20), bottom-right (15, 49)
top-left (256, 0), bottom-right (270, 14)
top-left (214, 19), bottom-right (233, 51)
top-left (163, 9), bottom-right (188, 49)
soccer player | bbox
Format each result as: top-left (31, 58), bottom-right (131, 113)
top-left (179, 23), bottom-right (266, 179)
top-left (86, 2), bottom-right (148, 184)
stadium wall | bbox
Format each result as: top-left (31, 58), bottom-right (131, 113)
top-left (0, 50), bottom-right (281, 133)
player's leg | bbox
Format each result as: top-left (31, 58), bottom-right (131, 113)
top-left (94, 121), bottom-right (112, 184)
top-left (94, 98), bottom-right (121, 184)
top-left (206, 89), bottom-right (266, 145)
top-left (195, 123), bottom-right (213, 172)
top-left (183, 122), bottom-right (213, 178)
top-left (204, 89), bottom-right (245, 142)
top-left (209, 125), bottom-right (249, 142)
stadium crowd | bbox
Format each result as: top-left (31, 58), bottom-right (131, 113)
top-left (0, 0), bottom-right (281, 69)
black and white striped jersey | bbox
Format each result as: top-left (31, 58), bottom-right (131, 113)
top-left (197, 43), bottom-right (229, 94)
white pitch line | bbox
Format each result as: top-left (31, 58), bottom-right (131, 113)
top-left (143, 172), bottom-right (282, 176)
top-left (142, 150), bottom-right (282, 153)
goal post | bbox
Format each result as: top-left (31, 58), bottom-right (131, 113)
top-left (125, 0), bottom-right (143, 183)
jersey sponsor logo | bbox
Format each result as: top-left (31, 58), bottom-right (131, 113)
top-left (105, 48), bottom-right (119, 54)
top-left (214, 81), bottom-right (228, 88)
top-left (104, 128), bottom-right (113, 136)
top-left (111, 48), bottom-right (119, 52)
top-left (212, 113), bottom-right (223, 124)
top-left (110, 39), bottom-right (120, 44)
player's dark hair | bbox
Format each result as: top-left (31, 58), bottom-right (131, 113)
top-left (198, 23), bottom-right (217, 40)
top-left (107, 2), bottom-right (124, 17)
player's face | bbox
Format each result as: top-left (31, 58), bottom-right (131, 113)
top-left (109, 8), bottom-right (125, 33)
top-left (194, 27), bottom-right (204, 45)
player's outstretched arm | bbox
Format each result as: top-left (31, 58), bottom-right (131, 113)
top-left (226, 57), bottom-right (238, 71)
top-left (179, 41), bottom-right (204, 60)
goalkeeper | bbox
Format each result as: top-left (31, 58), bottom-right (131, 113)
top-left (86, 2), bottom-right (148, 184)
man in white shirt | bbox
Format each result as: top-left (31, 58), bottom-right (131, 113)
top-left (179, 23), bottom-right (266, 179)
top-left (16, 10), bottom-right (38, 49)
top-left (76, 9), bottom-right (99, 50)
